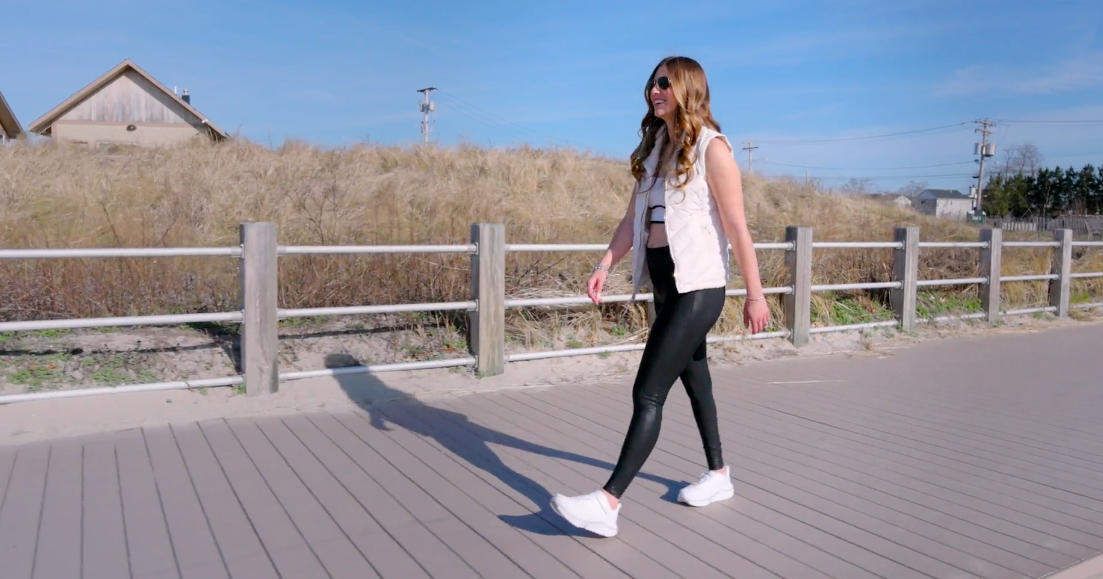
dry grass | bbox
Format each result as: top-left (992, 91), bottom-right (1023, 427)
top-left (1, 138), bottom-right (1100, 346)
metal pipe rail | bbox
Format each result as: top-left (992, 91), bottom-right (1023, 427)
top-left (812, 242), bottom-right (903, 249)
top-left (1073, 241), bottom-right (1103, 247)
top-left (917, 313), bottom-right (987, 324)
top-left (503, 286), bottom-right (793, 309)
top-left (0, 247), bottom-right (242, 259)
top-left (916, 277), bottom-right (987, 287)
top-left (811, 281), bottom-right (902, 292)
top-left (1004, 306), bottom-right (1057, 316)
top-left (0, 312), bottom-right (243, 333)
top-left (279, 302), bottom-right (476, 319)
top-left (810, 320), bottom-right (899, 335)
top-left (505, 242), bottom-right (794, 252)
top-left (502, 330), bottom-right (790, 364)
top-left (1001, 274), bottom-right (1059, 283)
top-left (279, 358), bottom-right (476, 381)
top-left (1003, 241), bottom-right (1061, 248)
top-left (0, 375), bottom-right (243, 405)
top-left (1071, 272), bottom-right (1103, 279)
top-left (917, 241), bottom-right (988, 249)
top-left (279, 244), bottom-right (476, 255)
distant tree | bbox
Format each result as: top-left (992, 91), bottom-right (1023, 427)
top-left (840, 178), bottom-right (873, 196)
top-left (995, 143), bottom-right (1044, 178)
top-left (897, 180), bottom-right (928, 197)
top-left (982, 174), bottom-right (1030, 218)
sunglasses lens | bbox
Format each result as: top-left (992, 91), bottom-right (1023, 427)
top-left (657, 76), bottom-right (670, 90)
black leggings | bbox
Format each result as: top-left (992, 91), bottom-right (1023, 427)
top-left (603, 245), bottom-right (727, 499)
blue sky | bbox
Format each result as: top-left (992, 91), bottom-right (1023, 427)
top-left (4, 0), bottom-right (1102, 192)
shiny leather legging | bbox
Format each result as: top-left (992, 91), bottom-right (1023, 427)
top-left (603, 245), bottom-right (727, 499)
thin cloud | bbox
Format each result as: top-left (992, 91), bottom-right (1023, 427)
top-left (935, 53), bottom-right (1103, 96)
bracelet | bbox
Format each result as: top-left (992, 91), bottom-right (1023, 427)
top-left (746, 296), bottom-right (765, 302)
top-left (592, 264), bottom-right (608, 273)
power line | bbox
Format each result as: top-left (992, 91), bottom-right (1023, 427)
top-left (754, 121), bottom-right (972, 145)
top-left (434, 90), bottom-right (563, 145)
top-left (995, 118), bottom-right (1103, 125)
top-left (802, 173), bottom-right (976, 180)
top-left (762, 160), bottom-right (975, 171)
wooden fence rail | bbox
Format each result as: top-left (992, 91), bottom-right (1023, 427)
top-left (1, 223), bottom-right (1102, 404)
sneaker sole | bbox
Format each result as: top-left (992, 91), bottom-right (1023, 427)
top-left (550, 496), bottom-right (618, 538)
top-left (679, 486), bottom-right (734, 507)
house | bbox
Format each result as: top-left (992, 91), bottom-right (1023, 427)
top-left (0, 89), bottom-right (22, 141)
top-left (28, 59), bottom-right (228, 147)
top-left (890, 195), bottom-right (912, 209)
top-left (914, 189), bottom-right (974, 220)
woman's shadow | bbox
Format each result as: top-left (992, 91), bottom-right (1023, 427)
top-left (323, 353), bottom-right (686, 537)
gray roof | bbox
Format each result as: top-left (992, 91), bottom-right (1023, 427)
top-left (918, 188), bottom-right (969, 200)
top-left (0, 89), bottom-right (22, 139)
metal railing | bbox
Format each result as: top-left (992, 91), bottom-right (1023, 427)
top-left (1, 223), bottom-right (1101, 404)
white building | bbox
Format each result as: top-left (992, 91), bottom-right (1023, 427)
top-left (914, 189), bottom-right (973, 220)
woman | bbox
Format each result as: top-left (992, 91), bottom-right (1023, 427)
top-left (550, 56), bottom-right (770, 538)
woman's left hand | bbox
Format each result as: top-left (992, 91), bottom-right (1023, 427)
top-left (744, 299), bottom-right (770, 334)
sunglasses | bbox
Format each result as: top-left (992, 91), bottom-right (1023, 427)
top-left (646, 76), bottom-right (671, 91)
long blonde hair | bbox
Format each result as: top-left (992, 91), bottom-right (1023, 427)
top-left (629, 56), bottom-right (721, 192)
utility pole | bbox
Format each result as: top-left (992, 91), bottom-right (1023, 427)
top-left (417, 87), bottom-right (437, 145)
top-left (972, 118), bottom-right (995, 219)
top-left (742, 142), bottom-right (759, 174)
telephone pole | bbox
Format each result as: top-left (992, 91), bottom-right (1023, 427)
top-left (972, 118), bottom-right (995, 219)
top-left (742, 142), bottom-right (759, 174)
top-left (416, 87), bottom-right (437, 145)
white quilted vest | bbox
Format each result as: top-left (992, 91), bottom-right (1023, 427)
top-left (630, 124), bottom-right (733, 297)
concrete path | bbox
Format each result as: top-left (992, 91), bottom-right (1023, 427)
top-left (1, 323), bottom-right (1101, 579)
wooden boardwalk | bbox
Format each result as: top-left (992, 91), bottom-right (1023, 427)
top-left (2, 323), bottom-right (1102, 579)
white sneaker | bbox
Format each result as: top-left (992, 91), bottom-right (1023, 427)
top-left (550, 490), bottom-right (620, 537)
top-left (677, 466), bottom-right (734, 507)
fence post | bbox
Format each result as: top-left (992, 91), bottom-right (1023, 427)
top-left (469, 223), bottom-right (505, 377)
top-left (891, 227), bottom-right (920, 331)
top-left (239, 222), bottom-right (279, 396)
top-left (784, 226), bottom-right (812, 346)
top-left (1049, 229), bottom-right (1073, 317)
top-left (979, 228), bottom-right (1002, 323)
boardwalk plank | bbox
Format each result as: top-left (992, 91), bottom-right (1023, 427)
top-left (716, 390), bottom-right (1103, 540)
top-left (310, 413), bottom-right (483, 579)
top-left (348, 403), bottom-right (687, 579)
top-left (568, 384), bottom-right (1044, 578)
top-left (485, 387), bottom-right (934, 579)
top-left (743, 387), bottom-right (1103, 499)
top-left (314, 411), bottom-right (649, 579)
top-left (81, 436), bottom-right (130, 579)
top-left (144, 426), bottom-right (229, 579)
top-left (115, 428), bottom-right (180, 579)
top-left (329, 409), bottom-right (551, 579)
top-left (711, 388), bottom-right (1103, 554)
top-left (199, 419), bottom-right (330, 579)
top-left (261, 416), bottom-right (432, 579)
top-left (332, 405), bottom-right (638, 579)
top-left (475, 389), bottom-right (883, 579)
top-left (534, 384), bottom-right (1005, 578)
top-left (401, 396), bottom-right (780, 579)
top-left (493, 385), bottom-right (964, 579)
top-left (735, 392), bottom-right (1103, 514)
top-left (171, 423), bottom-right (278, 579)
top-left (32, 441), bottom-right (82, 579)
top-left (775, 383), bottom-right (1103, 472)
top-left (227, 417), bottom-right (380, 579)
top-left (0, 444), bottom-right (48, 579)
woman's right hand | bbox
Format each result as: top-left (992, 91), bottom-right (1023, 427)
top-left (587, 268), bottom-right (608, 304)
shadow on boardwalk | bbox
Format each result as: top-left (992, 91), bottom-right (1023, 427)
top-left (324, 354), bottom-right (685, 537)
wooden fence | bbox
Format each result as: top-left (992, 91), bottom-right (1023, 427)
top-left (1, 224), bottom-right (1101, 404)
